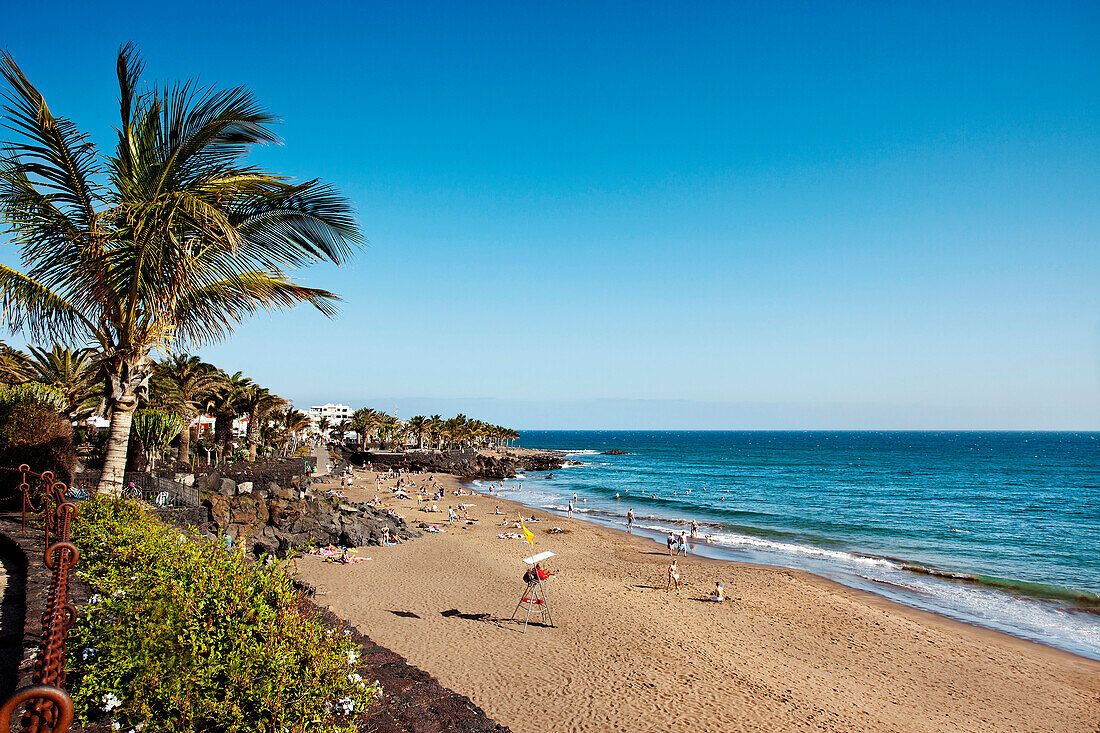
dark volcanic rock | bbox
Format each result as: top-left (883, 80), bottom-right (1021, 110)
top-left (601, 450), bottom-right (630, 455)
top-left (202, 492), bottom-right (417, 557)
top-left (516, 454), bottom-right (565, 471)
top-left (345, 449), bottom-right (565, 479)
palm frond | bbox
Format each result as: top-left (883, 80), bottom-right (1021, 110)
top-left (232, 179), bottom-right (362, 267)
top-left (114, 42), bottom-right (145, 178)
top-left (0, 264), bottom-right (101, 343)
top-left (0, 51), bottom-right (103, 231)
top-left (172, 271), bottom-right (340, 347)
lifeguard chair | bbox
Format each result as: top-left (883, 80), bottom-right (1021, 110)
top-left (511, 550), bottom-right (556, 632)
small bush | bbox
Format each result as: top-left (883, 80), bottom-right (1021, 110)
top-left (0, 385), bottom-right (74, 498)
top-left (69, 497), bottom-right (377, 733)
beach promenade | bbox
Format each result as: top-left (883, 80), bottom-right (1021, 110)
top-left (298, 467), bottom-right (1100, 733)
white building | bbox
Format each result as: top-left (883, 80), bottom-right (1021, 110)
top-left (309, 403), bottom-right (352, 433)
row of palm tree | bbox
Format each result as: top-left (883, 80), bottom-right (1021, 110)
top-left (0, 46), bottom-right (361, 493)
top-left (339, 409), bottom-right (519, 452)
top-left (0, 340), bottom-right (316, 466)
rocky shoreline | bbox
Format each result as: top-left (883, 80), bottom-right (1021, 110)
top-left (180, 448), bottom-right (566, 558)
top-left (342, 448), bottom-right (565, 480)
top-left (192, 471), bottom-right (416, 557)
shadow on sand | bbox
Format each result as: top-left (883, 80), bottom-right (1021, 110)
top-left (388, 609), bottom-right (421, 618)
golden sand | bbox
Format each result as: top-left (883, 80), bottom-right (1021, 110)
top-left (299, 469), bottom-right (1100, 733)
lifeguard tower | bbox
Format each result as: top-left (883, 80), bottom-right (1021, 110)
top-left (511, 550), bottom-right (556, 632)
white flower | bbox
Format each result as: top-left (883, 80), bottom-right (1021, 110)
top-left (336, 697), bottom-right (355, 715)
top-left (111, 723), bottom-right (120, 731)
top-left (347, 650), bottom-right (359, 666)
top-left (89, 594), bottom-right (102, 605)
top-left (112, 589), bottom-right (126, 598)
top-left (348, 672), bottom-right (362, 684)
top-left (342, 629), bottom-right (351, 636)
top-left (82, 647), bottom-right (96, 661)
top-left (101, 692), bottom-right (121, 712)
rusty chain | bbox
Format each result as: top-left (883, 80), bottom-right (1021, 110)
top-left (0, 466), bottom-right (77, 733)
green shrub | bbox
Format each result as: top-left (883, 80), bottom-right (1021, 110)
top-left (69, 497), bottom-right (378, 733)
top-left (0, 384), bottom-right (75, 495)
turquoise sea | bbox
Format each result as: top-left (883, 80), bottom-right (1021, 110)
top-left (481, 431), bottom-right (1100, 659)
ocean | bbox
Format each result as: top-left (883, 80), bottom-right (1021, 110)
top-left (480, 431), bottom-right (1100, 660)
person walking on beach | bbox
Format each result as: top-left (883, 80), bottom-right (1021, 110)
top-left (666, 560), bottom-right (681, 592)
top-left (679, 530), bottom-right (688, 555)
top-left (627, 508), bottom-right (635, 532)
top-left (690, 520), bottom-right (699, 538)
top-left (667, 532), bottom-right (677, 556)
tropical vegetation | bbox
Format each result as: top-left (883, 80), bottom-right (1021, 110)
top-left (71, 496), bottom-right (377, 732)
top-left (0, 45), bottom-right (360, 493)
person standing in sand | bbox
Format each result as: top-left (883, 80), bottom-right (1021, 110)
top-left (627, 508), bottom-right (634, 531)
top-left (568, 500), bottom-right (573, 518)
top-left (667, 560), bottom-right (681, 591)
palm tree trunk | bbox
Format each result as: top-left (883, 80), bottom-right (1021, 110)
top-left (246, 410), bottom-right (259, 462)
top-left (178, 417), bottom-right (192, 466)
top-left (98, 405), bottom-right (134, 495)
top-left (215, 411), bottom-right (234, 457)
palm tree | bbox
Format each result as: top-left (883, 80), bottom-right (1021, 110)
top-left (0, 47), bottom-right (360, 493)
top-left (317, 416), bottom-right (331, 440)
top-left (239, 385), bottom-right (287, 461)
top-left (376, 413), bottom-right (400, 450)
top-left (350, 407), bottom-right (377, 449)
top-left (331, 417), bottom-right (349, 446)
top-left (20, 344), bottom-right (100, 420)
top-left (427, 414), bottom-right (443, 450)
top-left (407, 415), bottom-right (427, 450)
top-left (278, 407), bottom-right (311, 455)
top-left (154, 354), bottom-right (223, 465)
top-left (206, 371), bottom-right (251, 462)
top-left (259, 422), bottom-right (283, 457)
top-left (0, 341), bottom-right (28, 384)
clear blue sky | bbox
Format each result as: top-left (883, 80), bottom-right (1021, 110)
top-left (3, 1), bottom-right (1099, 429)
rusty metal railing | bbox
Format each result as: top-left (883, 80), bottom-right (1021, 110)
top-left (0, 465), bottom-right (77, 733)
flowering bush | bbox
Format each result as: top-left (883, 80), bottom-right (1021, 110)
top-left (69, 497), bottom-right (378, 733)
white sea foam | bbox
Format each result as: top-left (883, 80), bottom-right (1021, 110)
top-left (704, 531), bottom-right (899, 569)
top-left (853, 571), bottom-right (1100, 657)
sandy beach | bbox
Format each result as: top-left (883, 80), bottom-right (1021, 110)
top-left (300, 467), bottom-right (1100, 733)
